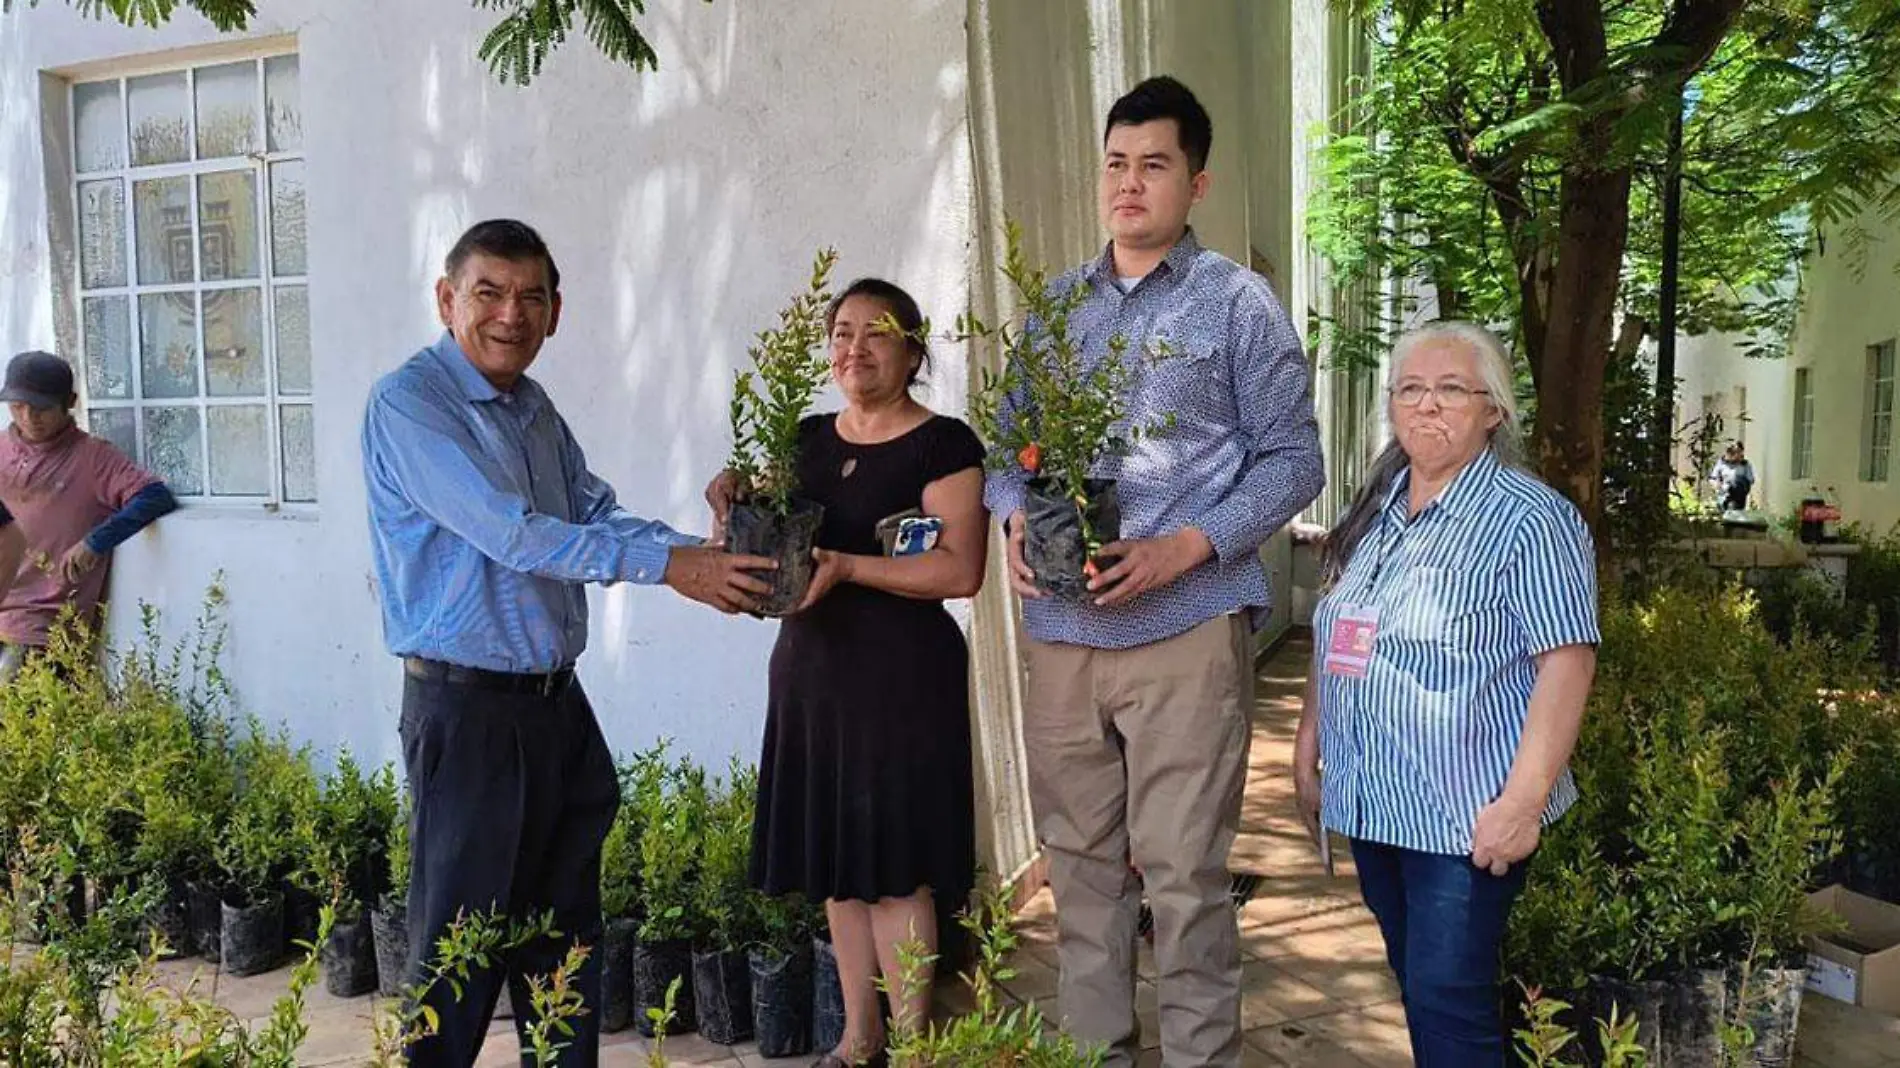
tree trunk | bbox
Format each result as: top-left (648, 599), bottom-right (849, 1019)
top-left (1535, 145), bottom-right (1633, 535)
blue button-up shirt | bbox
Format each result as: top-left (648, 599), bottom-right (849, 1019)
top-left (1313, 448), bottom-right (1600, 856)
top-left (362, 333), bottom-right (697, 673)
top-left (983, 229), bottom-right (1325, 650)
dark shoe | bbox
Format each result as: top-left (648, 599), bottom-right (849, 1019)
top-left (812, 1051), bottom-right (888, 1067)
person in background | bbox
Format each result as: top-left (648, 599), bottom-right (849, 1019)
top-left (1296, 321), bottom-right (1599, 1068)
top-left (0, 350), bottom-right (177, 680)
top-left (1711, 441), bottom-right (1755, 512)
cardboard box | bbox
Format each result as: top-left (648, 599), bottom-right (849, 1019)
top-left (1805, 885), bottom-right (1900, 1016)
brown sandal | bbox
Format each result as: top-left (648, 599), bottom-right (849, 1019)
top-left (811, 1051), bottom-right (888, 1068)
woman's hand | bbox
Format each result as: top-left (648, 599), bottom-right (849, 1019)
top-left (794, 548), bottom-right (854, 612)
top-left (1294, 674), bottom-right (1323, 844)
top-left (1470, 791), bottom-right (1544, 876)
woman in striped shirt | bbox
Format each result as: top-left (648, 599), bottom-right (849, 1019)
top-left (1294, 322), bottom-right (1600, 1068)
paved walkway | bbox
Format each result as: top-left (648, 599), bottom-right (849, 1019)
top-left (161, 637), bottom-right (1900, 1066)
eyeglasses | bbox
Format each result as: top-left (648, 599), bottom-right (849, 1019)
top-left (1390, 382), bottom-right (1491, 409)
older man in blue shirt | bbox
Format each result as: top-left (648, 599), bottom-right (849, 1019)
top-left (986, 79), bottom-right (1324, 1067)
top-left (362, 219), bottom-right (772, 1068)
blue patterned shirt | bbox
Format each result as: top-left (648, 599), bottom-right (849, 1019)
top-left (982, 229), bottom-right (1325, 649)
top-left (1313, 448), bottom-right (1600, 856)
top-left (362, 333), bottom-right (698, 673)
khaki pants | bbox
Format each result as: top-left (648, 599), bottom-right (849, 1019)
top-left (1024, 614), bottom-right (1253, 1068)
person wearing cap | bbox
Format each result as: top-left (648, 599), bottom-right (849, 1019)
top-left (0, 350), bottom-right (177, 679)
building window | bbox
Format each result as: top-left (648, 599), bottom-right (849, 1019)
top-left (1791, 367), bottom-right (1814, 481)
top-left (68, 52), bottom-right (313, 504)
top-left (1865, 340), bottom-right (1896, 484)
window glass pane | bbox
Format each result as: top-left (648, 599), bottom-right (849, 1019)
top-left (203, 288), bottom-right (265, 396)
top-left (128, 72), bottom-right (189, 165)
top-left (264, 54), bottom-right (301, 152)
top-left (143, 406), bottom-right (203, 495)
top-left (280, 404), bottom-right (315, 502)
top-left (208, 405), bottom-right (270, 495)
top-left (87, 408), bottom-right (138, 459)
top-left (78, 179), bottom-right (127, 288)
top-left (134, 177), bottom-right (193, 284)
top-left (73, 81), bottom-right (125, 172)
top-left (269, 161), bottom-right (306, 276)
top-left (194, 61), bottom-right (258, 159)
top-left (82, 296), bottom-right (133, 400)
top-left (197, 170), bottom-right (260, 281)
top-left (273, 285), bottom-right (311, 394)
top-left (138, 292), bottom-right (199, 399)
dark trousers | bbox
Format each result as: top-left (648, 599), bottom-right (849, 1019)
top-left (399, 673), bottom-right (620, 1068)
top-left (1351, 839), bottom-right (1530, 1068)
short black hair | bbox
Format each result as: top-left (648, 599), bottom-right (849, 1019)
top-left (444, 219), bottom-right (561, 294)
top-left (827, 278), bottom-right (931, 387)
top-left (1104, 75), bottom-right (1213, 173)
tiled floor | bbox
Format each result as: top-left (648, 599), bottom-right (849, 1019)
top-left (157, 637), bottom-right (1900, 1066)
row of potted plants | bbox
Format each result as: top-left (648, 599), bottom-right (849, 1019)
top-left (1504, 576), bottom-right (1900, 1065)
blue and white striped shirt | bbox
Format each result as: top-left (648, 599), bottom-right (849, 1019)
top-left (362, 332), bottom-right (697, 674)
top-left (1313, 448), bottom-right (1600, 856)
top-left (982, 230), bottom-right (1325, 649)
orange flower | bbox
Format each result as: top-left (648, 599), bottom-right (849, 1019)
top-left (1018, 442), bottom-right (1042, 473)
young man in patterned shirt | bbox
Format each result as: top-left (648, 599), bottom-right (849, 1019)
top-left (984, 77), bottom-right (1325, 1067)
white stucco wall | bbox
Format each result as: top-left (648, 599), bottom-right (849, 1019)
top-left (0, 0), bottom-right (973, 772)
top-left (1784, 214), bottom-right (1900, 532)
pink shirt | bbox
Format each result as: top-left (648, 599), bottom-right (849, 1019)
top-left (0, 424), bottom-right (158, 646)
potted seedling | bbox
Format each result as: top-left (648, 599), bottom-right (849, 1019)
top-left (723, 248), bottom-right (838, 616)
top-left (969, 221), bottom-right (1170, 599)
top-left (299, 753), bottom-right (397, 998)
top-left (691, 760), bottom-right (757, 1045)
top-left (633, 757), bottom-right (708, 1036)
top-left (599, 797), bottom-right (641, 1033)
top-left (370, 788), bottom-right (412, 999)
top-left (746, 885), bottom-right (815, 1058)
top-left (215, 725), bottom-right (315, 977)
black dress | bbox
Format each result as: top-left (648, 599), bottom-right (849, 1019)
top-left (749, 413), bottom-right (984, 904)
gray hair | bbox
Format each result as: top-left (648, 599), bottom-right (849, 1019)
top-left (1320, 322), bottom-right (1525, 584)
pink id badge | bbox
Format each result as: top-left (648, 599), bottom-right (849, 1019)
top-left (1323, 605), bottom-right (1379, 678)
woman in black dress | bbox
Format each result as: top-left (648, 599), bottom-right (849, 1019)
top-left (709, 278), bottom-right (988, 1067)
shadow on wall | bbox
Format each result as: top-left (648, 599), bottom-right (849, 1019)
top-left (296, 0), bottom-right (972, 767)
top-left (0, 24), bottom-right (55, 352)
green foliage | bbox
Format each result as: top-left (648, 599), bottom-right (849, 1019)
top-left (298, 753), bottom-right (400, 918)
top-left (215, 722), bottom-right (319, 903)
top-left (967, 220), bottom-right (1170, 553)
top-left (636, 755), bottom-right (708, 944)
top-left (1514, 984), bottom-right (1650, 1068)
top-left (601, 808), bottom-right (639, 921)
top-left (1509, 582), bottom-right (1871, 994)
top-left (725, 248), bottom-right (839, 517)
top-left (880, 882), bottom-right (1106, 1067)
top-left (386, 787), bottom-right (413, 904)
top-left (695, 759), bottom-right (757, 951)
top-left (7, 0), bottom-right (696, 85)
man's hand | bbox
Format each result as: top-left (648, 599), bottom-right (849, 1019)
top-left (663, 544), bottom-right (776, 614)
top-left (1470, 790), bottom-right (1544, 876)
top-left (1086, 527), bottom-right (1214, 607)
top-left (57, 542), bottom-right (102, 586)
top-left (1004, 512), bottom-right (1044, 599)
top-left (793, 548), bottom-right (852, 612)
top-left (704, 470), bottom-right (740, 543)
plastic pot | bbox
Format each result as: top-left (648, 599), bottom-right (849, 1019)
top-left (1740, 966), bottom-right (1808, 1068)
top-left (370, 898), bottom-right (409, 998)
top-left (726, 499), bottom-right (825, 617)
top-left (599, 918), bottom-right (637, 1034)
top-left (221, 892), bottom-right (284, 978)
top-left (146, 876), bottom-right (190, 958)
top-left (1023, 478), bottom-right (1121, 599)
top-left (187, 880), bottom-right (223, 962)
top-left (633, 937), bottom-right (697, 1037)
top-left (693, 947), bottom-right (755, 1045)
top-left (283, 883), bottom-right (321, 954)
top-left (749, 944), bottom-right (814, 1058)
top-left (1663, 967), bottom-right (1728, 1066)
top-left (321, 906), bottom-right (378, 998)
top-left (812, 932), bottom-right (847, 1055)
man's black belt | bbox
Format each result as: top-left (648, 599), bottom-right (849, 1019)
top-left (403, 657), bottom-right (575, 697)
